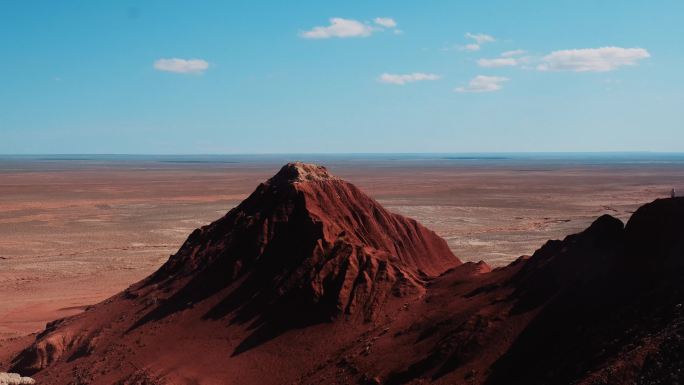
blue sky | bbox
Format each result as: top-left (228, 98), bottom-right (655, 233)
top-left (1, 0), bottom-right (682, 154)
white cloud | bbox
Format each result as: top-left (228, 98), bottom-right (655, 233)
top-left (379, 72), bottom-right (441, 85)
top-left (455, 75), bottom-right (508, 93)
top-left (461, 43), bottom-right (481, 52)
top-left (501, 49), bottom-right (526, 57)
top-left (300, 18), bottom-right (374, 39)
top-left (466, 33), bottom-right (495, 44)
top-left (538, 47), bottom-right (650, 72)
top-left (459, 33), bottom-right (495, 51)
top-left (374, 17), bottom-right (397, 28)
top-left (477, 57), bottom-right (518, 68)
top-left (153, 58), bottom-right (209, 74)
top-left (477, 49), bottom-right (530, 68)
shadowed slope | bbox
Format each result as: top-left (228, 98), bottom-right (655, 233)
top-left (134, 163), bottom-right (459, 335)
top-left (11, 163), bottom-right (460, 378)
top-left (290, 199), bottom-right (684, 385)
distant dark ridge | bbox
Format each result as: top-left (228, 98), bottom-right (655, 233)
top-left (156, 160), bottom-right (240, 164)
top-left (440, 156), bottom-right (510, 160)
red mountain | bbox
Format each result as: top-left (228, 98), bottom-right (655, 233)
top-left (7, 163), bottom-right (684, 385)
top-left (9, 163), bottom-right (460, 384)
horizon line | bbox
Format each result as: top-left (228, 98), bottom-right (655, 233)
top-left (2, 151), bottom-right (684, 157)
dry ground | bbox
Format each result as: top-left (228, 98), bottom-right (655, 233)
top-left (1, 157), bottom-right (681, 338)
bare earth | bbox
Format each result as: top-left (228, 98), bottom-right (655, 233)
top-left (1, 155), bottom-right (682, 338)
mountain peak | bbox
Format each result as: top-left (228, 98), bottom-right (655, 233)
top-left (269, 162), bottom-right (338, 184)
top-left (11, 162), bottom-right (461, 378)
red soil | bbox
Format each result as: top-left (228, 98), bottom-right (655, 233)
top-left (6, 164), bottom-right (684, 385)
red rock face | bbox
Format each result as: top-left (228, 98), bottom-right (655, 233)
top-left (142, 163), bottom-right (459, 326)
top-left (10, 163), bottom-right (460, 379)
top-left (8, 165), bottom-right (684, 385)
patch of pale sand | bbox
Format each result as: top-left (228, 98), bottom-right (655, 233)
top-left (179, 218), bottom-right (210, 226)
top-left (0, 263), bottom-right (160, 337)
top-left (0, 297), bottom-right (98, 338)
top-left (0, 194), bottom-right (247, 213)
top-left (150, 227), bottom-right (199, 236)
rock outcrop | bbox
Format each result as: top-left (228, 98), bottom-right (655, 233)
top-left (0, 373), bottom-right (34, 385)
top-left (8, 164), bottom-right (684, 385)
top-left (11, 162), bottom-right (460, 380)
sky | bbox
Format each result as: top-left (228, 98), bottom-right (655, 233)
top-left (1, 0), bottom-right (683, 154)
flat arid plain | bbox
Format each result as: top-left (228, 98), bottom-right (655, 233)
top-left (1, 154), bottom-right (682, 341)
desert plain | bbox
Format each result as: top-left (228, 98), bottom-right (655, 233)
top-left (1, 154), bottom-right (682, 341)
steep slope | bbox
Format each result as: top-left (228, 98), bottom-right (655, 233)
top-left (7, 163), bottom-right (683, 385)
top-left (10, 163), bottom-right (460, 384)
top-left (483, 198), bottom-right (684, 385)
top-left (301, 198), bottom-right (683, 385)
top-left (136, 162), bottom-right (458, 331)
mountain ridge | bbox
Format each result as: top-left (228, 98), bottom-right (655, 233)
top-left (7, 164), bottom-right (684, 385)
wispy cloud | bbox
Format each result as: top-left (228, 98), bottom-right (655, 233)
top-left (478, 49), bottom-right (529, 68)
top-left (455, 75), bottom-right (508, 93)
top-left (462, 43), bottom-right (481, 52)
top-left (477, 57), bottom-right (518, 68)
top-left (459, 33), bottom-right (496, 51)
top-left (466, 32), bottom-right (495, 44)
top-left (373, 17), bottom-right (397, 28)
top-left (153, 58), bottom-right (209, 74)
top-left (538, 47), bottom-right (650, 72)
top-left (501, 49), bottom-right (527, 57)
top-left (374, 17), bottom-right (402, 34)
top-left (300, 18), bottom-right (374, 39)
top-left (379, 72), bottom-right (440, 85)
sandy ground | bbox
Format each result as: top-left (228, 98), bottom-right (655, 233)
top-left (1, 156), bottom-right (682, 339)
